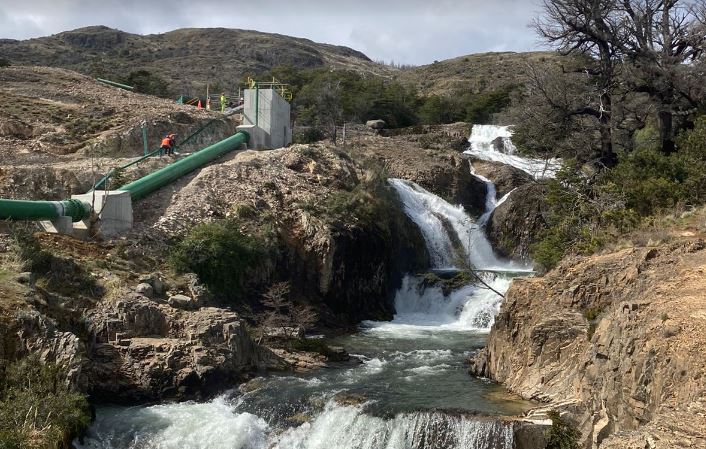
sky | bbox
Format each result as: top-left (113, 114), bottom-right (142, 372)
top-left (0, 0), bottom-right (546, 65)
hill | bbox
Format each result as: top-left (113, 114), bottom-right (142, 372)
top-left (0, 26), bottom-right (392, 97)
top-left (395, 51), bottom-right (561, 96)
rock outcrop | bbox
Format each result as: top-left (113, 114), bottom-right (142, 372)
top-left (470, 159), bottom-right (534, 199)
top-left (486, 183), bottom-right (548, 261)
top-left (469, 240), bottom-right (706, 448)
top-left (146, 144), bottom-right (429, 325)
top-left (85, 292), bottom-right (268, 402)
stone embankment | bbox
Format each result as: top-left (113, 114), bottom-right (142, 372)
top-left (470, 238), bottom-right (706, 448)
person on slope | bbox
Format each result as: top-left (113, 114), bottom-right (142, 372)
top-left (161, 133), bottom-right (177, 156)
top-left (220, 93), bottom-right (226, 113)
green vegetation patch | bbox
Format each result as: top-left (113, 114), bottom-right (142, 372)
top-left (545, 410), bottom-right (580, 449)
top-left (169, 219), bottom-right (264, 299)
top-left (0, 357), bottom-right (91, 449)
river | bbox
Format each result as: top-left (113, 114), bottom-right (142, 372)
top-left (76, 125), bottom-right (542, 449)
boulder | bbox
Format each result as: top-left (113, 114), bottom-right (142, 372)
top-left (168, 294), bottom-right (196, 310)
top-left (15, 272), bottom-right (33, 284)
top-left (85, 297), bottom-right (267, 401)
top-left (135, 283), bottom-right (154, 298)
top-left (366, 119), bottom-right (385, 130)
top-left (263, 326), bottom-right (305, 340)
top-left (138, 272), bottom-right (165, 296)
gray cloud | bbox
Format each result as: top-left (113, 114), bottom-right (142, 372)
top-left (0, 0), bottom-right (546, 65)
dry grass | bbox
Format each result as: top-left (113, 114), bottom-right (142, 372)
top-left (602, 206), bottom-right (706, 253)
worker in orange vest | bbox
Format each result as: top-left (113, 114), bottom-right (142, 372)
top-left (161, 133), bottom-right (177, 156)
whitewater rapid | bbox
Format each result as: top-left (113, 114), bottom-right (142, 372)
top-left (465, 124), bottom-right (561, 179)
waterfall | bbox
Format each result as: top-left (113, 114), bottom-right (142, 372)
top-left (79, 399), bottom-right (516, 449)
top-left (465, 124), bottom-right (561, 179)
top-left (274, 403), bottom-right (515, 449)
top-left (388, 178), bottom-right (525, 272)
top-left (364, 274), bottom-right (512, 332)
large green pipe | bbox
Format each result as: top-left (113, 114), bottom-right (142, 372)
top-left (96, 78), bottom-right (135, 91)
top-left (119, 131), bottom-right (249, 200)
top-left (0, 198), bottom-right (91, 222)
top-left (0, 132), bottom-right (248, 223)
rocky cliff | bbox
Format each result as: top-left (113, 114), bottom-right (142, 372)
top-left (142, 142), bottom-right (429, 324)
top-left (469, 238), bottom-right (706, 448)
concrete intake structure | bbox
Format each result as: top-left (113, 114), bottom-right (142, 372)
top-left (0, 131), bottom-right (249, 237)
top-left (239, 87), bottom-right (292, 149)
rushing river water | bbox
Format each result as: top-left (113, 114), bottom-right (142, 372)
top-left (77, 126), bottom-right (538, 449)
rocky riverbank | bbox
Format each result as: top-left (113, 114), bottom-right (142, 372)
top-left (469, 234), bottom-right (706, 448)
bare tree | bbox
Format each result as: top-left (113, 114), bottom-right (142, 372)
top-left (258, 282), bottom-right (319, 342)
top-left (535, 0), bottom-right (626, 167)
top-left (535, 0), bottom-right (706, 158)
top-left (617, 0), bottom-right (706, 154)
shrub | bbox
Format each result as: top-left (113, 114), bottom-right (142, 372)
top-left (0, 357), bottom-right (91, 449)
top-left (545, 410), bottom-right (580, 449)
top-left (125, 70), bottom-right (170, 98)
top-left (0, 58), bottom-right (10, 68)
top-left (294, 127), bottom-right (326, 144)
top-left (169, 220), bottom-right (263, 298)
top-left (10, 227), bottom-right (51, 272)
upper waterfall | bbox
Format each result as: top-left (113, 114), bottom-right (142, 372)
top-left (465, 125), bottom-right (561, 179)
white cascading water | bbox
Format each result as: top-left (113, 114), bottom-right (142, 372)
top-left (274, 403), bottom-right (515, 449)
top-left (465, 124), bottom-right (561, 179)
top-left (367, 178), bottom-right (530, 338)
top-left (387, 178), bottom-right (524, 272)
top-left (79, 399), bottom-right (516, 449)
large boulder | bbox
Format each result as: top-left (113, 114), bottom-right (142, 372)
top-left (366, 119), bottom-right (385, 130)
top-left (85, 294), bottom-right (268, 402)
top-left (487, 182), bottom-right (548, 261)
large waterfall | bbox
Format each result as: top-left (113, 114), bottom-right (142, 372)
top-left (387, 179), bottom-right (524, 272)
top-left (76, 137), bottom-right (535, 449)
top-left (465, 124), bottom-right (561, 179)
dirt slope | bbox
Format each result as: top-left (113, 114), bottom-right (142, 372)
top-left (0, 65), bottom-right (239, 200)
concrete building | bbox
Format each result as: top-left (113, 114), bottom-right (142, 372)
top-left (239, 88), bottom-right (292, 149)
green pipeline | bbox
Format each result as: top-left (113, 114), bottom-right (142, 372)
top-left (0, 198), bottom-right (92, 222)
top-left (119, 131), bottom-right (249, 200)
top-left (96, 78), bottom-right (135, 91)
top-left (0, 132), bottom-right (248, 222)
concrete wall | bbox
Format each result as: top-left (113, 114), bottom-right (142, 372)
top-left (242, 88), bottom-right (292, 149)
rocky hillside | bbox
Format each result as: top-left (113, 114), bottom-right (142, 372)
top-left (469, 215), bottom-right (706, 448)
top-left (0, 65), bottom-right (240, 200)
top-left (0, 26), bottom-right (391, 96)
top-left (395, 51), bottom-right (561, 96)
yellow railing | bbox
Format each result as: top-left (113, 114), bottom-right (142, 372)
top-left (246, 76), bottom-right (293, 101)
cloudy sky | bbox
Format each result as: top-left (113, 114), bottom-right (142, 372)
top-left (0, 0), bottom-right (546, 65)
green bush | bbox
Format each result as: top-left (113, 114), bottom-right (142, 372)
top-left (464, 87), bottom-right (513, 124)
top-left (125, 70), bottom-right (170, 98)
top-left (294, 127), bottom-right (326, 144)
top-left (10, 227), bottom-right (51, 273)
top-left (531, 117), bottom-right (706, 270)
top-left (0, 357), bottom-right (91, 449)
top-left (546, 410), bottom-right (580, 449)
top-left (169, 220), bottom-right (263, 298)
top-left (0, 58), bottom-right (10, 68)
